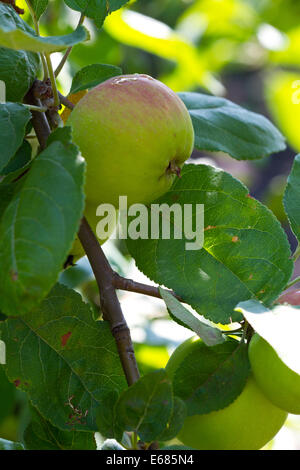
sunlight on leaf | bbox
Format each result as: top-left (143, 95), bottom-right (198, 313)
top-left (104, 8), bottom-right (218, 92)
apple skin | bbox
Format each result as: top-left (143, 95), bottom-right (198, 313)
top-left (249, 333), bottom-right (300, 415)
top-left (67, 74), bottom-right (194, 207)
top-left (69, 201), bottom-right (116, 262)
top-left (166, 337), bottom-right (287, 450)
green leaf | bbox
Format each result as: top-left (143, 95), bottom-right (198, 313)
top-left (179, 92), bottom-right (286, 160)
top-left (31, 0), bottom-right (48, 20)
top-left (64, 0), bottom-right (130, 29)
top-left (265, 72), bottom-right (300, 152)
top-left (171, 338), bottom-right (250, 415)
top-left (0, 438), bottom-right (24, 450)
top-left (24, 404), bottom-right (96, 450)
top-left (0, 6), bottom-right (40, 101)
top-left (70, 63), bottom-right (122, 94)
top-left (0, 366), bottom-right (16, 424)
top-left (0, 128), bottom-right (85, 316)
top-left (1, 26), bottom-right (89, 53)
top-left (236, 300), bottom-right (300, 375)
top-left (103, 8), bottom-right (216, 93)
top-left (159, 288), bottom-right (224, 346)
top-left (1, 140), bottom-right (31, 176)
top-left (0, 103), bottom-right (31, 173)
top-left (0, 183), bottom-right (16, 218)
top-left (127, 164), bottom-right (293, 324)
top-left (0, 47), bottom-right (40, 102)
top-left (284, 154), bottom-right (300, 241)
top-left (158, 396), bottom-right (186, 442)
top-left (0, 160), bottom-right (32, 185)
top-left (96, 388), bottom-right (123, 441)
top-left (1, 283), bottom-right (127, 431)
top-left (116, 369), bottom-right (173, 442)
top-left (0, 5), bottom-right (89, 53)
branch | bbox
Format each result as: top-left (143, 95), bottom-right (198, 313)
top-left (24, 81), bottom-right (51, 150)
top-left (24, 93), bottom-right (139, 385)
top-left (78, 217), bottom-right (140, 386)
top-left (113, 273), bottom-right (182, 302)
top-left (45, 53), bottom-right (59, 108)
top-left (23, 104), bottom-right (48, 112)
top-left (58, 91), bottom-right (75, 110)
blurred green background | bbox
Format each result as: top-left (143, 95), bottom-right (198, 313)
top-left (1, 0), bottom-right (300, 449)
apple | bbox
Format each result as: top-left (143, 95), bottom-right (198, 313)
top-left (249, 333), bottom-right (300, 414)
top-left (166, 337), bottom-right (287, 450)
top-left (67, 74), bottom-right (194, 207)
top-left (277, 289), bottom-right (300, 305)
top-left (69, 201), bottom-right (117, 262)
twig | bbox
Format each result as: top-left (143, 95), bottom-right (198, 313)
top-left (45, 54), bottom-right (60, 108)
top-left (113, 273), bottom-right (182, 302)
top-left (24, 97), bottom-right (140, 385)
top-left (24, 82), bottom-right (51, 150)
top-left (78, 217), bottom-right (140, 386)
top-left (24, 104), bottom-right (48, 112)
top-left (25, 85), bottom-right (139, 386)
top-left (55, 13), bottom-right (85, 78)
top-left (54, 47), bottom-right (72, 78)
top-left (285, 275), bottom-right (300, 290)
top-left (58, 91), bottom-right (75, 110)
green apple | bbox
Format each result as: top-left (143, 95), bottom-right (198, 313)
top-left (249, 333), bottom-right (300, 414)
top-left (166, 337), bottom-right (287, 450)
top-left (67, 74), bottom-right (194, 207)
top-left (69, 200), bottom-right (117, 262)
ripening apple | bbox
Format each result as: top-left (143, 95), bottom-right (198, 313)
top-left (249, 333), bottom-right (300, 415)
top-left (67, 74), bottom-right (194, 207)
top-left (166, 337), bottom-right (287, 450)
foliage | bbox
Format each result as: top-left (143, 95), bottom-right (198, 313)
top-left (0, 0), bottom-right (299, 452)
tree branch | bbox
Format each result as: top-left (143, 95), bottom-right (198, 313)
top-left (113, 273), bottom-right (182, 302)
top-left (78, 217), bottom-right (140, 386)
top-left (58, 91), bottom-right (75, 110)
top-left (24, 81), bottom-right (51, 150)
top-left (24, 85), bottom-right (140, 386)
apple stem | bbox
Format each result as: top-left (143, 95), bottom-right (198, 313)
top-left (167, 160), bottom-right (181, 178)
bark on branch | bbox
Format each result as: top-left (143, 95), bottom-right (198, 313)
top-left (24, 81), bottom-right (51, 150)
top-left (113, 273), bottom-right (182, 302)
top-left (78, 218), bottom-right (140, 386)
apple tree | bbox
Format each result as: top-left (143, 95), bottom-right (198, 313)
top-left (0, 0), bottom-right (299, 451)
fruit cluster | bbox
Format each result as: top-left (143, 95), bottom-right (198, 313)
top-left (166, 333), bottom-right (300, 450)
top-left (63, 75), bottom-right (299, 450)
